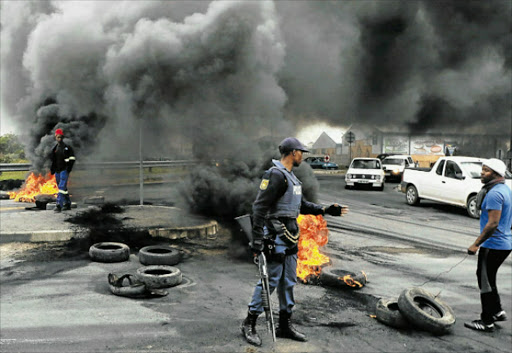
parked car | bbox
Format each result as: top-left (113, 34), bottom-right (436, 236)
top-left (382, 155), bottom-right (414, 181)
top-left (376, 153), bottom-right (400, 161)
top-left (305, 156), bottom-right (339, 170)
top-left (345, 158), bottom-right (385, 191)
top-left (401, 156), bottom-right (512, 218)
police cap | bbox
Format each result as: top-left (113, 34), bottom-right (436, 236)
top-left (279, 137), bottom-right (310, 153)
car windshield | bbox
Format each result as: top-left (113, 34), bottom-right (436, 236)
top-left (461, 162), bottom-right (483, 179)
top-left (382, 158), bottom-right (405, 165)
top-left (351, 160), bottom-right (380, 169)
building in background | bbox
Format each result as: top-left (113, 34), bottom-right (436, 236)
top-left (309, 124), bottom-right (510, 168)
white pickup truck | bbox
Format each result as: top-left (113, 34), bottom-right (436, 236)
top-left (401, 156), bottom-right (512, 218)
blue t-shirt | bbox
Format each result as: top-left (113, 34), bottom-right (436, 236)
top-left (480, 183), bottom-right (512, 250)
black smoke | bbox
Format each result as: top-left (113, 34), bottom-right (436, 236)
top-left (1, 0), bottom-right (510, 217)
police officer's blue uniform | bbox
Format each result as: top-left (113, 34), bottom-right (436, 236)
top-left (248, 159), bottom-right (324, 315)
top-left (241, 137), bottom-right (344, 347)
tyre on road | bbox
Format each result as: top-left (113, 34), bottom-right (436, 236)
top-left (397, 287), bottom-right (455, 335)
top-left (108, 273), bottom-right (146, 297)
top-left (136, 265), bottom-right (182, 289)
top-left (319, 267), bottom-right (367, 289)
top-left (375, 298), bottom-right (409, 329)
top-left (138, 245), bottom-right (181, 266)
top-left (108, 273), bottom-right (169, 298)
top-left (466, 195), bottom-right (480, 219)
top-left (405, 185), bottom-right (420, 205)
top-left (89, 242), bottom-right (130, 263)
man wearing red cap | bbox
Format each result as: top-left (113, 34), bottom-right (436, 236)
top-left (50, 128), bottom-right (75, 212)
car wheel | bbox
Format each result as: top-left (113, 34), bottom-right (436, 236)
top-left (466, 195), bottom-right (480, 219)
top-left (136, 265), bottom-right (182, 289)
top-left (138, 245), bottom-right (181, 266)
top-left (375, 298), bottom-right (409, 329)
top-left (89, 242), bottom-right (130, 263)
top-left (397, 287), bottom-right (455, 335)
top-left (378, 184), bottom-right (385, 191)
top-left (405, 185), bottom-right (420, 205)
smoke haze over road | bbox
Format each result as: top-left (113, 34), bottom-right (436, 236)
top-left (1, 0), bottom-right (510, 215)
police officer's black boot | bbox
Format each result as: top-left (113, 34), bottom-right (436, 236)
top-left (241, 311), bottom-right (262, 346)
top-left (276, 310), bottom-right (307, 342)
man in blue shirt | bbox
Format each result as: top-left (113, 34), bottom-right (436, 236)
top-left (466, 158), bottom-right (512, 332)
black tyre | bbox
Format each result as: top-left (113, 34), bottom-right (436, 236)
top-left (89, 242), bottom-right (130, 263)
top-left (397, 287), bottom-right (455, 335)
top-left (108, 273), bottom-right (146, 297)
top-left (405, 185), bottom-right (420, 205)
top-left (319, 267), bottom-right (367, 289)
top-left (466, 195), bottom-right (480, 219)
top-left (138, 245), bottom-right (181, 266)
top-left (378, 184), bottom-right (385, 191)
top-left (375, 298), bottom-right (410, 329)
top-left (136, 265), bottom-right (182, 289)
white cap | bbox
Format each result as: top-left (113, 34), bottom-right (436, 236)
top-left (482, 158), bottom-right (506, 177)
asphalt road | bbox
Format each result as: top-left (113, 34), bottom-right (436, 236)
top-left (1, 175), bottom-right (511, 352)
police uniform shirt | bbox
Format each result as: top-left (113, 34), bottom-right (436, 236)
top-left (252, 168), bottom-right (324, 241)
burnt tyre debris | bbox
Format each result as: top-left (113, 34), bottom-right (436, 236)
top-left (89, 242), bottom-right (130, 263)
top-left (136, 265), bottom-right (182, 289)
top-left (319, 267), bottom-right (367, 289)
top-left (397, 287), bottom-right (455, 335)
top-left (108, 273), bottom-right (168, 298)
top-left (138, 245), bottom-right (181, 266)
top-left (375, 298), bottom-right (409, 329)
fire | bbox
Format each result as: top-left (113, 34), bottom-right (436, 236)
top-left (340, 271), bottom-right (367, 288)
top-left (297, 214), bottom-right (330, 282)
top-left (8, 172), bottom-right (58, 203)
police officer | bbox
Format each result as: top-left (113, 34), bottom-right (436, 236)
top-left (50, 128), bottom-right (76, 212)
top-left (241, 137), bottom-right (349, 346)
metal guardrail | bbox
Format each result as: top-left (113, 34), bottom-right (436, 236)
top-left (0, 160), bottom-right (197, 172)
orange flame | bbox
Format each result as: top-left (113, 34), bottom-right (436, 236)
top-left (8, 172), bottom-right (58, 203)
top-left (340, 271), bottom-right (367, 288)
top-left (297, 214), bottom-right (330, 282)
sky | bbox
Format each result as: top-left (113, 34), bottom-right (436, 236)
top-left (0, 108), bottom-right (16, 134)
top-left (297, 123), bottom-right (344, 146)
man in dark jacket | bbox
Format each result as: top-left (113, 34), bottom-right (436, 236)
top-left (50, 128), bottom-right (75, 212)
top-left (241, 137), bottom-right (349, 346)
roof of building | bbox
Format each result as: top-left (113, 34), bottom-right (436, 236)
top-left (312, 132), bottom-right (337, 149)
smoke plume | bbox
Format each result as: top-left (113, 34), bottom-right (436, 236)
top-left (1, 0), bottom-right (510, 216)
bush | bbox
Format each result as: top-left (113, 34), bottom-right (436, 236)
top-left (0, 134), bottom-right (25, 163)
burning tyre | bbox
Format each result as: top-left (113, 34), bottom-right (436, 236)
top-left (138, 245), bottom-right (181, 266)
top-left (319, 267), bottom-right (367, 289)
top-left (375, 298), bottom-right (409, 329)
top-left (397, 287), bottom-right (455, 335)
top-left (136, 265), bottom-right (182, 289)
top-left (89, 242), bottom-right (130, 263)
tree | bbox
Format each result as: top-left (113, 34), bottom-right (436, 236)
top-left (0, 133), bottom-right (25, 163)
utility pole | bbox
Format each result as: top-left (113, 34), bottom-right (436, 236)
top-left (139, 120), bottom-right (144, 206)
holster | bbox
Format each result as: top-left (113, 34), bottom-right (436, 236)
top-left (267, 219), bottom-right (300, 246)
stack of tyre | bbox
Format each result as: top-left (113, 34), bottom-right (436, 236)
top-left (375, 287), bottom-right (456, 335)
top-left (136, 245), bottom-right (183, 289)
top-left (89, 242), bottom-right (183, 296)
